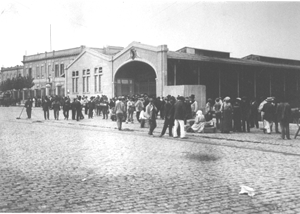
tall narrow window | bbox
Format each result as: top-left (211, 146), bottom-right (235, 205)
top-left (36, 66), bottom-right (40, 79)
top-left (55, 64), bottom-right (59, 77)
top-left (87, 76), bottom-right (89, 92)
top-left (41, 66), bottom-right (44, 78)
top-left (72, 79), bottom-right (75, 93)
top-left (60, 64), bottom-right (64, 76)
top-left (76, 78), bottom-right (78, 93)
top-left (94, 67), bottom-right (102, 92)
top-left (83, 77), bottom-right (86, 92)
top-left (28, 68), bottom-right (32, 77)
top-left (83, 69), bottom-right (90, 93)
top-left (94, 75), bottom-right (97, 92)
top-left (72, 71), bottom-right (79, 93)
top-left (48, 65), bottom-right (51, 77)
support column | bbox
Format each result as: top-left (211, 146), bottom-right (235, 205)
top-left (46, 84), bottom-right (51, 96)
top-left (218, 69), bottom-right (221, 98)
top-left (254, 71), bottom-right (257, 99)
top-left (174, 62), bottom-right (177, 85)
top-left (197, 65), bottom-right (200, 85)
top-left (269, 72), bottom-right (272, 96)
top-left (283, 72), bottom-right (286, 99)
top-left (22, 90), bottom-right (25, 101)
top-left (237, 71), bottom-right (240, 97)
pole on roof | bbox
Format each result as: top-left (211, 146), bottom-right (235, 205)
top-left (50, 24), bottom-right (52, 51)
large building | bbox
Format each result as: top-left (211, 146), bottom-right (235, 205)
top-left (1, 42), bottom-right (300, 108)
top-left (21, 46), bottom-right (87, 98)
top-left (66, 41), bottom-right (300, 108)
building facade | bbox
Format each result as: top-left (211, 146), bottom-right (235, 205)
top-left (22, 46), bottom-right (88, 98)
top-left (1, 65), bottom-right (24, 82)
top-left (66, 41), bottom-right (300, 109)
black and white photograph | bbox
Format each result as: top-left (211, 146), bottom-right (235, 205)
top-left (1, 0), bottom-right (300, 213)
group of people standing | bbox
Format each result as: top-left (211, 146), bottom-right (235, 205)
top-left (23, 93), bottom-right (293, 140)
top-left (205, 96), bottom-right (292, 139)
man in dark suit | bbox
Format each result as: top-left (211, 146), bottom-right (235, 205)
top-left (25, 98), bottom-right (33, 119)
top-left (173, 96), bottom-right (187, 139)
top-left (276, 98), bottom-right (292, 139)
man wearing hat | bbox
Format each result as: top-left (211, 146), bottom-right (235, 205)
top-left (173, 96), bottom-right (187, 139)
top-left (115, 96), bottom-right (126, 130)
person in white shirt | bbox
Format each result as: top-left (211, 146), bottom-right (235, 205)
top-left (190, 94), bottom-right (198, 118)
top-left (139, 108), bottom-right (147, 128)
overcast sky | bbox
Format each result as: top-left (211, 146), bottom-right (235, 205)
top-left (1, 0), bottom-right (300, 67)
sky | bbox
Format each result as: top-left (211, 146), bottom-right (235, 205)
top-left (1, 0), bottom-right (300, 67)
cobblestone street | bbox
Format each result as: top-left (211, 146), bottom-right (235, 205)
top-left (1, 106), bottom-right (300, 213)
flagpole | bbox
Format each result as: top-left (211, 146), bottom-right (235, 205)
top-left (50, 24), bottom-right (52, 51)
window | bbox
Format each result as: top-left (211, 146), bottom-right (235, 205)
top-left (94, 67), bottom-right (102, 92)
top-left (72, 71), bottom-right (79, 93)
top-left (87, 76), bottom-right (89, 92)
top-left (41, 66), bottom-right (44, 78)
top-left (98, 75), bottom-right (101, 91)
top-left (48, 65), bottom-right (51, 77)
top-left (55, 64), bottom-right (59, 77)
top-left (28, 68), bottom-right (32, 77)
top-left (83, 77), bottom-right (85, 92)
top-left (36, 66), bottom-right (40, 79)
top-left (82, 69), bottom-right (90, 93)
top-left (60, 64), bottom-right (64, 76)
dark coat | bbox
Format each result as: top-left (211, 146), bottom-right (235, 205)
top-left (42, 99), bottom-right (50, 111)
top-left (25, 100), bottom-right (33, 109)
top-left (63, 100), bottom-right (71, 111)
top-left (276, 102), bottom-right (291, 123)
top-left (88, 101), bottom-right (95, 110)
top-left (262, 102), bottom-right (275, 122)
top-left (174, 100), bottom-right (186, 120)
top-left (52, 101), bottom-right (61, 111)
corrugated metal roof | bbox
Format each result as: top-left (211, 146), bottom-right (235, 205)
top-left (167, 51), bottom-right (300, 70)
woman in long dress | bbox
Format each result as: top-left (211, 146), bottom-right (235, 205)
top-left (221, 97), bottom-right (233, 133)
top-left (191, 110), bottom-right (206, 133)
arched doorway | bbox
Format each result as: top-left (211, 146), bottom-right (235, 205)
top-left (115, 61), bottom-right (156, 97)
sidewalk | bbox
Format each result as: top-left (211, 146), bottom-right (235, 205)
top-left (23, 106), bottom-right (300, 146)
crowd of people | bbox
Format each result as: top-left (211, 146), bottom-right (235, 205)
top-left (23, 93), bottom-right (293, 140)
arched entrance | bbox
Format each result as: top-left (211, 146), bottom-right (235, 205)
top-left (115, 61), bottom-right (156, 97)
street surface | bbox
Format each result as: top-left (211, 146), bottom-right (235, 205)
top-left (1, 106), bottom-right (300, 213)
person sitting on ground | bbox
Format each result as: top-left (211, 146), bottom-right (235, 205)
top-left (190, 110), bottom-right (206, 133)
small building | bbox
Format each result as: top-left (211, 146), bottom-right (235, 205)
top-left (0, 65), bottom-right (24, 99)
top-left (1, 65), bottom-right (24, 82)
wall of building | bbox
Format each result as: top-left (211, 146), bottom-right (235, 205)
top-left (163, 85), bottom-right (206, 111)
top-left (66, 51), bottom-right (112, 99)
top-left (112, 43), bottom-right (168, 97)
top-left (1, 66), bottom-right (23, 82)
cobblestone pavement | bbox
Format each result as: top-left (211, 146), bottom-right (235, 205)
top-left (1, 106), bottom-right (300, 213)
